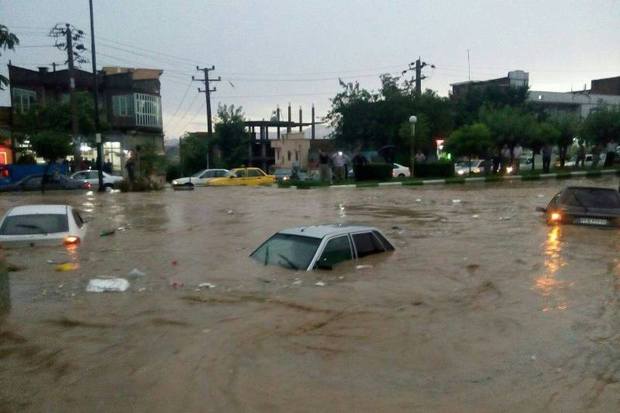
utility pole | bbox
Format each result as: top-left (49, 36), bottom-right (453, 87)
top-left (65, 24), bottom-right (80, 162)
top-left (403, 57), bottom-right (435, 95)
top-left (193, 66), bottom-right (220, 137)
top-left (89, 0), bottom-right (104, 191)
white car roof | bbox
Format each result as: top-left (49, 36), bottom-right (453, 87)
top-left (6, 204), bottom-right (70, 216)
top-left (278, 224), bottom-right (380, 239)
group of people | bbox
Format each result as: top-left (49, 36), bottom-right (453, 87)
top-left (318, 149), bottom-right (349, 184)
top-left (489, 144), bottom-right (525, 174)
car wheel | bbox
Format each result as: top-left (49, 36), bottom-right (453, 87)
top-left (398, 174), bottom-right (405, 177)
top-left (104, 183), bottom-right (114, 189)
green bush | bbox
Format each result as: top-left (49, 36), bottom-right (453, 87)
top-left (414, 161), bottom-right (454, 178)
top-left (118, 178), bottom-right (163, 192)
top-left (353, 163), bottom-right (392, 181)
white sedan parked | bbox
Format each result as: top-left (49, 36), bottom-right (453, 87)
top-left (71, 170), bottom-right (123, 188)
top-left (0, 204), bottom-right (87, 247)
top-left (392, 163), bottom-right (411, 178)
top-left (172, 169), bottom-right (230, 187)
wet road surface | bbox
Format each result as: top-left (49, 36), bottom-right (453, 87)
top-left (0, 176), bottom-right (619, 412)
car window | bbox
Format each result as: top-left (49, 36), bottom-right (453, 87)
top-left (372, 231), bottom-right (395, 251)
top-left (561, 188), bottom-right (620, 208)
top-left (250, 233), bottom-right (321, 270)
top-left (234, 170), bottom-right (246, 178)
top-left (353, 232), bottom-right (386, 258)
top-left (88, 171), bottom-right (98, 179)
top-left (0, 214), bottom-right (69, 235)
top-left (317, 236), bottom-right (352, 268)
top-left (202, 171), bottom-right (215, 178)
top-left (72, 209), bottom-right (84, 228)
top-left (247, 169), bottom-right (264, 177)
top-left (74, 172), bottom-right (86, 179)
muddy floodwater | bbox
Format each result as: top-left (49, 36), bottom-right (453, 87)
top-left (1, 177), bottom-right (619, 412)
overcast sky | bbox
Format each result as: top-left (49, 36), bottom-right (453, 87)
top-left (2, 0), bottom-right (619, 140)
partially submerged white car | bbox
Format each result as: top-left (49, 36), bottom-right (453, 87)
top-left (172, 169), bottom-right (230, 187)
top-left (0, 205), bottom-right (87, 247)
top-left (250, 224), bottom-right (394, 271)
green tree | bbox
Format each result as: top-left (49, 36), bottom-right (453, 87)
top-left (29, 131), bottom-right (73, 162)
top-left (179, 132), bottom-right (209, 175)
top-left (480, 106), bottom-right (537, 151)
top-left (453, 84), bottom-right (530, 127)
top-left (0, 24), bottom-right (19, 90)
top-left (580, 107), bottom-right (620, 146)
top-left (445, 123), bottom-right (493, 173)
top-left (548, 113), bottom-right (580, 167)
top-left (213, 104), bottom-right (248, 168)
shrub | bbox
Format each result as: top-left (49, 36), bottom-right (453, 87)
top-left (353, 163), bottom-right (392, 181)
top-left (118, 178), bottom-right (163, 192)
top-left (414, 161), bottom-right (454, 178)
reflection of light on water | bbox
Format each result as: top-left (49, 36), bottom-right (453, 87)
top-left (534, 226), bottom-right (569, 311)
top-left (64, 243), bottom-right (80, 262)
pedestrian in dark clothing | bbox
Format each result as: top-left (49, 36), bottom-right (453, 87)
top-left (576, 142), bottom-right (586, 168)
top-left (126, 157), bottom-right (135, 183)
top-left (542, 144), bottom-right (552, 173)
top-left (318, 149), bottom-right (332, 184)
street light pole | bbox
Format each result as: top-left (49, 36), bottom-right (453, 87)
top-left (409, 115), bottom-right (417, 177)
top-left (88, 0), bottom-right (104, 191)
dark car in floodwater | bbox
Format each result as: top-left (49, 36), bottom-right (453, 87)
top-left (250, 224), bottom-right (394, 271)
top-left (0, 174), bottom-right (91, 192)
top-left (537, 186), bottom-right (620, 228)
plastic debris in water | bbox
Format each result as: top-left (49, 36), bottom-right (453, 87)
top-left (169, 279), bottom-right (184, 289)
top-left (292, 279), bottom-right (302, 286)
top-left (128, 268), bottom-right (146, 277)
top-left (315, 281), bottom-right (326, 287)
top-left (55, 262), bottom-right (79, 272)
top-left (415, 198), bottom-right (422, 202)
top-left (472, 214), bottom-right (479, 219)
top-left (452, 199), bottom-right (462, 204)
top-left (198, 282), bottom-right (216, 289)
top-left (100, 229), bottom-right (116, 237)
top-left (356, 264), bottom-right (373, 270)
top-left (227, 210), bottom-right (234, 215)
top-left (86, 278), bottom-right (130, 293)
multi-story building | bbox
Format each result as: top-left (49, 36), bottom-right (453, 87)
top-left (450, 70), bottom-right (529, 99)
top-left (7, 64), bottom-right (164, 170)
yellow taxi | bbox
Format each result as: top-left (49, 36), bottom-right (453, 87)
top-left (207, 167), bottom-right (276, 186)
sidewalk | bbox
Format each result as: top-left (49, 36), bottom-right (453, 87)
top-left (281, 168), bottom-right (620, 190)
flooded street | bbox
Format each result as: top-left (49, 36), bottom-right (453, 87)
top-left (1, 177), bottom-right (619, 412)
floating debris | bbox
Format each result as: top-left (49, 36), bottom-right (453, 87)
top-left (86, 278), bottom-right (130, 293)
top-left (55, 262), bottom-right (79, 272)
top-left (315, 281), bottom-right (326, 287)
top-left (100, 229), bottom-right (116, 237)
top-left (197, 282), bottom-right (216, 289)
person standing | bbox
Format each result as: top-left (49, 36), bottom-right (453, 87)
top-left (512, 144), bottom-right (523, 174)
top-left (591, 143), bottom-right (601, 168)
top-left (331, 151), bottom-right (347, 183)
top-left (604, 140), bottom-right (617, 167)
top-left (415, 150), bottom-right (426, 163)
top-left (542, 143), bottom-right (552, 173)
top-left (576, 142), bottom-right (586, 168)
top-left (501, 144), bottom-right (511, 174)
top-left (318, 149), bottom-right (331, 184)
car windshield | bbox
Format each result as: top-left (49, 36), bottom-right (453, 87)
top-left (192, 169), bottom-right (206, 177)
top-left (561, 188), bottom-right (620, 209)
top-left (250, 233), bottom-right (321, 270)
top-left (274, 169), bottom-right (291, 176)
top-left (0, 214), bottom-right (69, 235)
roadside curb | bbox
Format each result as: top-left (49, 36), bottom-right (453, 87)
top-left (283, 168), bottom-right (620, 190)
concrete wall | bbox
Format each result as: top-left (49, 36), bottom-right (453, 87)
top-left (271, 132), bottom-right (311, 169)
top-left (528, 90), bottom-right (620, 118)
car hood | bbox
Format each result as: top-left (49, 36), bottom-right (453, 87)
top-left (173, 177), bottom-right (202, 184)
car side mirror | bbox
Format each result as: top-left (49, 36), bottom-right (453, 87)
top-left (535, 206), bottom-right (547, 213)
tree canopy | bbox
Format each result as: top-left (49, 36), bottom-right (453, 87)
top-left (445, 123), bottom-right (493, 161)
top-left (0, 24), bottom-right (19, 90)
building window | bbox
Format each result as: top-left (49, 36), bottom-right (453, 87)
top-left (12, 88), bottom-right (37, 113)
top-left (287, 151), bottom-right (291, 161)
top-left (112, 95), bottom-right (133, 117)
top-left (134, 93), bottom-right (161, 128)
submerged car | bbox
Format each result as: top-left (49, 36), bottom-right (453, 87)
top-left (172, 168), bottom-right (230, 187)
top-left (71, 170), bottom-right (124, 189)
top-left (208, 167), bottom-right (275, 186)
top-left (0, 204), bottom-right (87, 247)
top-left (537, 186), bottom-right (620, 228)
top-left (250, 224), bottom-right (395, 271)
top-left (455, 159), bottom-right (485, 176)
top-left (0, 174), bottom-right (91, 192)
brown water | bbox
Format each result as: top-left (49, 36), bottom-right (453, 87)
top-left (0, 177), bottom-right (619, 412)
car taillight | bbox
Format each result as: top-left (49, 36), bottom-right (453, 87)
top-left (550, 212), bottom-right (562, 223)
top-left (64, 235), bottom-right (80, 245)
top-left (82, 182), bottom-right (92, 189)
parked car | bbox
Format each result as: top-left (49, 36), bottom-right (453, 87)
top-left (392, 163), bottom-right (410, 178)
top-left (273, 168), bottom-right (312, 183)
top-left (250, 224), bottom-right (395, 271)
top-left (556, 153), bottom-right (606, 168)
top-left (71, 170), bottom-right (123, 188)
top-left (536, 186), bottom-right (620, 228)
top-left (0, 204), bottom-right (87, 247)
top-left (208, 167), bottom-right (275, 186)
top-left (455, 159), bottom-right (484, 176)
top-left (171, 168), bottom-right (230, 187)
top-left (0, 174), bottom-right (91, 192)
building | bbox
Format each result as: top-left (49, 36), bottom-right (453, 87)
top-left (271, 132), bottom-right (311, 169)
top-left (450, 70), bottom-right (529, 99)
top-left (528, 90), bottom-right (620, 118)
top-left (591, 76), bottom-right (620, 95)
top-left (7, 64), bottom-right (164, 170)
